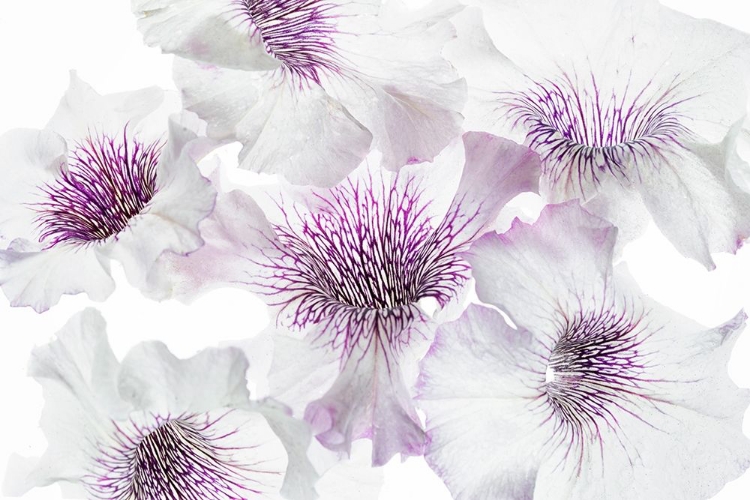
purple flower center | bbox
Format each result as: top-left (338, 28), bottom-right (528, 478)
top-left (86, 413), bottom-right (264, 500)
top-left (33, 130), bottom-right (161, 247)
top-left (501, 72), bottom-right (694, 196)
top-left (536, 304), bottom-right (659, 467)
top-left (254, 172), bottom-right (474, 356)
top-left (233, 0), bottom-right (344, 86)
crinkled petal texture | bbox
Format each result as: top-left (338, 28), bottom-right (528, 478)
top-left (448, 0), bottom-right (750, 267)
top-left (418, 202), bottom-right (750, 500)
top-left (150, 0), bottom-right (465, 186)
top-left (3, 309), bottom-right (290, 499)
top-left (0, 74), bottom-right (215, 312)
top-left (154, 133), bottom-right (540, 464)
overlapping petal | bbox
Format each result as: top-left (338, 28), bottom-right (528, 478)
top-left (2, 309), bottom-right (295, 499)
top-left (0, 75), bottom-right (216, 311)
top-left (449, 0), bottom-right (750, 267)
top-left (134, 0), bottom-right (466, 186)
top-left (152, 132), bottom-right (540, 464)
top-left (418, 202), bottom-right (750, 499)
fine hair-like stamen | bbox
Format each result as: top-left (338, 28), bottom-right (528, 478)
top-left (232, 0), bottom-right (346, 86)
top-left (252, 171), bottom-right (478, 359)
top-left (86, 413), bottom-right (266, 500)
top-left (500, 72), bottom-right (694, 196)
top-left (32, 129), bottom-right (161, 247)
top-left (528, 301), bottom-right (664, 473)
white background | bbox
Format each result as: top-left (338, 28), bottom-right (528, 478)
top-left (0, 0), bottom-right (749, 499)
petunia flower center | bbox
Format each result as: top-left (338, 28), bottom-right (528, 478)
top-left (543, 307), bottom-right (652, 443)
top-left (32, 129), bottom-right (161, 248)
top-left (256, 173), bottom-right (472, 355)
top-left (234, 0), bottom-right (344, 85)
top-left (87, 413), bottom-right (261, 500)
top-left (501, 73), bottom-right (694, 194)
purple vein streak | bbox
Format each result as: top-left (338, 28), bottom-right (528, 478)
top-left (230, 0), bottom-right (346, 87)
top-left (499, 71), bottom-right (696, 197)
top-left (84, 412), bottom-right (277, 500)
top-left (250, 170), bottom-right (479, 362)
top-left (32, 128), bottom-right (162, 248)
top-left (522, 297), bottom-right (670, 475)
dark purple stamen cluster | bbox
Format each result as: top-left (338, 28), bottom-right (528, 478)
top-left (500, 72), bottom-right (694, 197)
top-left (253, 172), bottom-right (477, 359)
top-left (532, 303), bottom-right (660, 470)
top-left (33, 130), bottom-right (161, 247)
top-left (86, 413), bottom-right (264, 500)
top-left (232, 0), bottom-right (345, 86)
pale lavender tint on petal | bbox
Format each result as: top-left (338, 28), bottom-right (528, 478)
top-left (229, 0), bottom-right (348, 88)
top-left (248, 167), bottom-right (485, 463)
top-left (31, 128), bottom-right (162, 248)
top-left (499, 71), bottom-right (695, 198)
top-left (85, 411), bottom-right (269, 500)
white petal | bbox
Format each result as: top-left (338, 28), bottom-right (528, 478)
top-left (200, 408), bottom-right (290, 498)
top-left (442, 7), bottom-right (527, 138)
top-left (105, 116), bottom-right (216, 292)
top-left (0, 245), bottom-right (115, 312)
top-left (46, 71), bottom-right (175, 143)
top-left (636, 137), bottom-right (750, 268)
top-left (418, 304), bottom-right (547, 500)
top-left (175, 59), bottom-right (372, 186)
top-left (314, 442), bottom-right (384, 500)
top-left (268, 332), bottom-right (340, 418)
top-left (0, 128), bottom-right (67, 243)
top-left (133, 0), bottom-right (280, 70)
top-left (254, 399), bottom-right (319, 500)
top-left (118, 342), bottom-right (251, 415)
top-left (4, 309), bottom-right (126, 493)
top-left (455, 0), bottom-right (750, 261)
top-left (324, 5), bottom-right (465, 170)
top-left (466, 202), bottom-right (616, 334)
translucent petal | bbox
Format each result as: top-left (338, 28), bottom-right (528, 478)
top-left (175, 58), bottom-right (373, 187)
top-left (0, 244), bottom-right (115, 312)
top-left (3, 310), bottom-right (125, 494)
top-left (466, 202), bottom-right (616, 334)
top-left (0, 128), bottom-right (67, 243)
top-left (118, 342), bottom-right (251, 415)
top-left (132, 0), bottom-right (280, 70)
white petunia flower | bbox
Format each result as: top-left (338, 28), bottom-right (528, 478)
top-left (0, 73), bottom-right (216, 312)
top-left (132, 0), bottom-right (467, 187)
top-left (418, 202), bottom-right (750, 500)
top-left (447, 0), bottom-right (750, 267)
top-left (2, 309), bottom-right (290, 499)
top-left (150, 133), bottom-right (540, 464)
